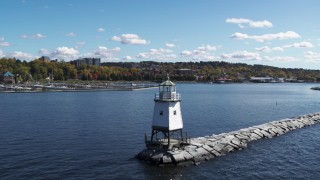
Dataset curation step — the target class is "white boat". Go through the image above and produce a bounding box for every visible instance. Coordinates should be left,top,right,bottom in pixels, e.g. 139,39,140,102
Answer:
45,85,75,91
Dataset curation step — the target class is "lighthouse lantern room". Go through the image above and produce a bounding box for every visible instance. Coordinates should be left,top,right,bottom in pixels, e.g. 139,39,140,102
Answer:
145,77,188,150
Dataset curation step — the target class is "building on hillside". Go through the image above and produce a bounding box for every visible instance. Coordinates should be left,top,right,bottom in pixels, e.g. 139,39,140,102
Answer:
39,56,50,62
177,69,194,75
101,62,137,69
84,58,101,66
1,72,15,84
70,58,101,68
71,59,85,69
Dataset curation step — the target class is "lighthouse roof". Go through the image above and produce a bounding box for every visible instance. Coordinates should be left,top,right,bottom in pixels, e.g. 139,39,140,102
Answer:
160,80,175,86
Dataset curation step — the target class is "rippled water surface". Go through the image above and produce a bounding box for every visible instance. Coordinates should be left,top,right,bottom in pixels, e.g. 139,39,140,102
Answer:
1,83,320,179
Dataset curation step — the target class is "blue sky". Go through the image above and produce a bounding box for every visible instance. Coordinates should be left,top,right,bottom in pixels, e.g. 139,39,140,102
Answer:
1,0,320,69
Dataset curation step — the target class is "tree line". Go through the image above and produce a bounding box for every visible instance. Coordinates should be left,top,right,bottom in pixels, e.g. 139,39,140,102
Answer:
1,57,320,83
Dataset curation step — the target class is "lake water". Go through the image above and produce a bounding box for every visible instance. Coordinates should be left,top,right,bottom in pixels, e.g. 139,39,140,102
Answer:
1,83,320,179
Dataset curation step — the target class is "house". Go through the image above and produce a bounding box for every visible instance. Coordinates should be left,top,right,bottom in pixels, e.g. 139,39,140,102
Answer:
1,72,15,84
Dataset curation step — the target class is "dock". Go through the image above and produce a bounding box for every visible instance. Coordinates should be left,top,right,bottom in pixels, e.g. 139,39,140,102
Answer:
137,112,320,166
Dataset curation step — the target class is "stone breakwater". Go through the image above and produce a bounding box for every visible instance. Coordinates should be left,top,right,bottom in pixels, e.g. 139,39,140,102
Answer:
137,112,320,166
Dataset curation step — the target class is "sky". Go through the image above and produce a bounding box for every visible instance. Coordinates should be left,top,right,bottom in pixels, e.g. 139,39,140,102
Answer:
0,0,320,69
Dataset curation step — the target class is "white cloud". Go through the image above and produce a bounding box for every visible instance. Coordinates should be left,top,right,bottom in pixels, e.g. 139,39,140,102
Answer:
91,46,120,58
256,42,313,53
136,48,176,61
226,18,251,24
122,56,133,61
192,54,219,61
53,47,79,60
11,51,35,60
74,46,120,61
230,32,248,39
34,33,46,38
193,49,206,55
66,32,76,37
39,47,79,60
196,45,217,52
1,51,34,60
97,28,105,32
0,37,11,46
221,50,296,62
165,43,176,48
221,51,261,60
110,34,150,45
226,18,273,28
255,46,284,53
110,36,121,41
112,47,121,51
149,48,172,55
0,49,35,60
262,56,296,62
21,33,46,39
230,31,301,42
39,48,50,56
136,52,149,59
249,20,273,28
179,45,219,61
304,51,320,62
55,47,78,56
180,50,193,56
283,41,314,48
165,54,177,59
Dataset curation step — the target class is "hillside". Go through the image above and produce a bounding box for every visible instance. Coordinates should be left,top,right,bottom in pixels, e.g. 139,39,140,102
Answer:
1,58,320,83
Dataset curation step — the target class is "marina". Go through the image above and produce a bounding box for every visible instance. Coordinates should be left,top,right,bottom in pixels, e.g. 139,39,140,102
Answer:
0,82,158,93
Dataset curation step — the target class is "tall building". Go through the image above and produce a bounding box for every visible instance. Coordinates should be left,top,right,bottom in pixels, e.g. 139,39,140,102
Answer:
70,58,101,68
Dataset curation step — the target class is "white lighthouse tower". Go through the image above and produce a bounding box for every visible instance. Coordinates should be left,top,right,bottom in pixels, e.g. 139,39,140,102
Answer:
146,77,187,150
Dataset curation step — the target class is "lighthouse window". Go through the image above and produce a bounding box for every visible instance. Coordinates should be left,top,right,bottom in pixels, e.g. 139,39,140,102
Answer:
160,111,163,115
173,110,177,115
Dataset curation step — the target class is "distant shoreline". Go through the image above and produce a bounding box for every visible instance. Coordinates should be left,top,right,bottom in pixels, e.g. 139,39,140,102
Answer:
1,81,319,93
0,82,158,93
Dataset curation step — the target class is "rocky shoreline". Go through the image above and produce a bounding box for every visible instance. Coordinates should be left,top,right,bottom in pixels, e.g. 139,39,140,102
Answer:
137,112,320,166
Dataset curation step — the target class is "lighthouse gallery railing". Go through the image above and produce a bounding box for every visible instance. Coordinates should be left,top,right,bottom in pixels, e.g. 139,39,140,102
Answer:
155,93,181,101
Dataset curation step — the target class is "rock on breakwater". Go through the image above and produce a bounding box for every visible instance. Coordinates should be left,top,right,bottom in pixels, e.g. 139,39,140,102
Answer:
136,112,320,166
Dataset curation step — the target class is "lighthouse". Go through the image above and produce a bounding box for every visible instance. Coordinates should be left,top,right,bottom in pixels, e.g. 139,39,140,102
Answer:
145,77,188,150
